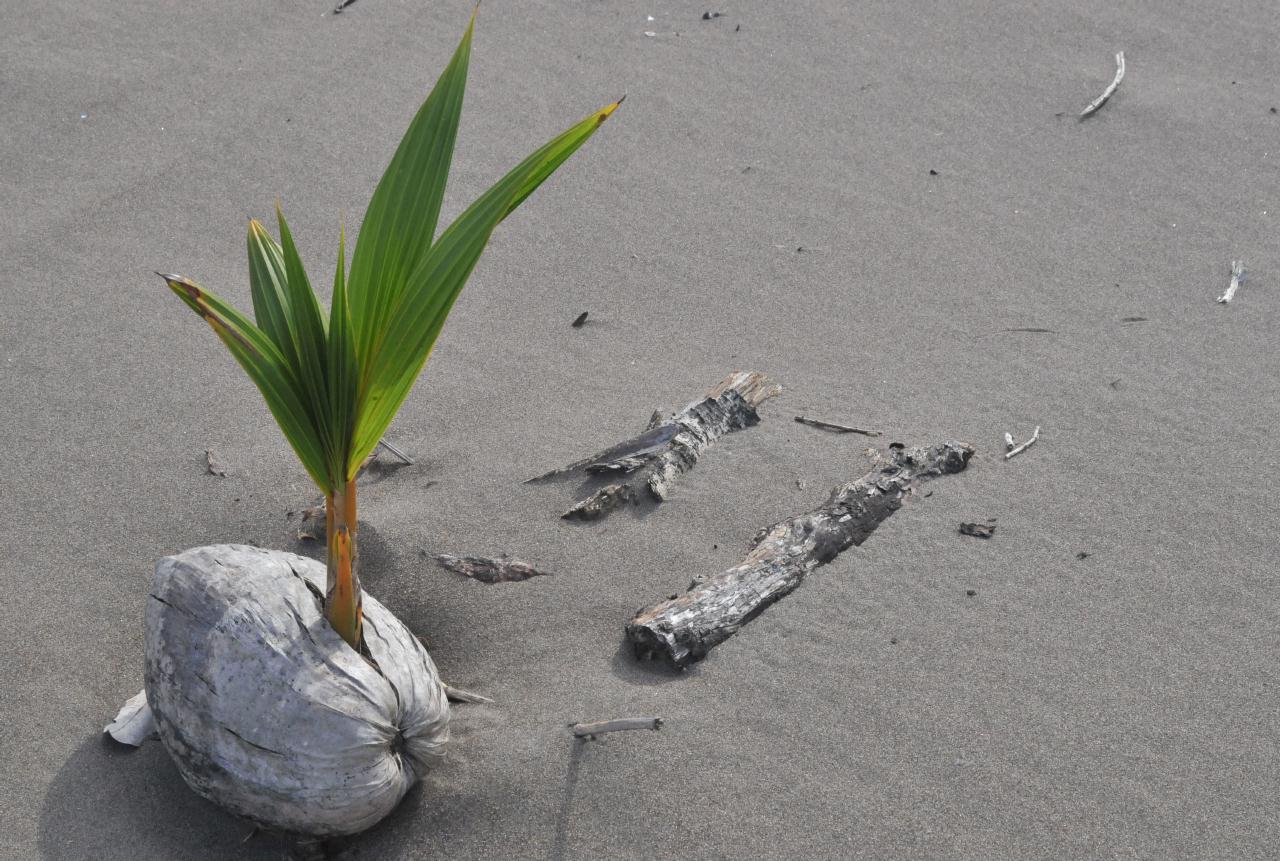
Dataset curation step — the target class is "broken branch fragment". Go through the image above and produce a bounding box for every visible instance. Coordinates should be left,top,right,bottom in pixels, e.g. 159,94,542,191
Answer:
1216,260,1246,304
1080,51,1125,118
530,371,781,521
627,441,974,667
794,415,881,436
1004,425,1040,460
959,520,996,539
571,717,663,738
436,554,552,583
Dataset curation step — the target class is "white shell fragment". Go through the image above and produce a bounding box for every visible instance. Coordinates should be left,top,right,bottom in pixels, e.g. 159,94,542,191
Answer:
144,544,450,837
104,689,157,747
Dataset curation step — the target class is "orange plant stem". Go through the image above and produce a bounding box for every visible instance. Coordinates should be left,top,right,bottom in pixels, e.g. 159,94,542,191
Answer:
325,479,363,650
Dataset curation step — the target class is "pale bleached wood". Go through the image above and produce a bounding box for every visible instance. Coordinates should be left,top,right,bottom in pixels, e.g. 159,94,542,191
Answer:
1004,425,1040,460
571,717,663,738
627,442,974,668
1216,260,1246,304
1080,51,1125,118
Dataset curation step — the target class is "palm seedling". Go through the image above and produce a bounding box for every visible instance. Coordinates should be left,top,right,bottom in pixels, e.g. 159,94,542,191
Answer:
162,13,620,651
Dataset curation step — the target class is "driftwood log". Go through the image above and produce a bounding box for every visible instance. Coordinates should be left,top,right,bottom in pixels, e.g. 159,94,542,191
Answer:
627,441,974,667
141,545,450,837
528,371,782,520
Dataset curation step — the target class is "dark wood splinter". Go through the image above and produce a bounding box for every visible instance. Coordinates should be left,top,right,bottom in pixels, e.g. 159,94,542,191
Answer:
626,441,974,668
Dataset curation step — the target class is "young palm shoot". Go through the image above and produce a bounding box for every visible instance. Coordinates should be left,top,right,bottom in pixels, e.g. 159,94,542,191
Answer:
161,13,620,651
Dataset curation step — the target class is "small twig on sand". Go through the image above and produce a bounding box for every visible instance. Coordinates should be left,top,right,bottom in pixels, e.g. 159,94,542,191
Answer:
1216,260,1246,304
572,311,589,328
1080,51,1125,118
794,415,881,436
376,438,414,465
443,684,494,705
1004,432,1016,451
1004,426,1040,460
332,0,358,13
571,717,663,739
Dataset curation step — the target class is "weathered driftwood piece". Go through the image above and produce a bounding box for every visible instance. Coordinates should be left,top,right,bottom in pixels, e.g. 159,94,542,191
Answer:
436,554,552,583
1216,260,1246,304
1004,425,1040,460
571,717,663,738
528,371,781,520
959,520,996,539
143,545,450,837
104,689,157,747
1080,51,1125,118
794,415,881,436
627,441,974,667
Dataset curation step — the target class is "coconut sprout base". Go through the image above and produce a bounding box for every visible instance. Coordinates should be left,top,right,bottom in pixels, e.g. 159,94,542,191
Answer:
128,544,449,837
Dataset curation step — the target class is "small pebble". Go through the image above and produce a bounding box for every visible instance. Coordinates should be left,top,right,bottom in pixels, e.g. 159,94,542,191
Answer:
965,589,977,597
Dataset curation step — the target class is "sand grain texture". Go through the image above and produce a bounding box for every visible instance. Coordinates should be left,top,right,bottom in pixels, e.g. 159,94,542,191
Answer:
4,1,1279,859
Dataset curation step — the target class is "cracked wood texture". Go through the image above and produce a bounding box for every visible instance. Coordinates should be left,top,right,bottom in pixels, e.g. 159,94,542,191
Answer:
626,441,975,668
530,371,781,520
144,545,450,837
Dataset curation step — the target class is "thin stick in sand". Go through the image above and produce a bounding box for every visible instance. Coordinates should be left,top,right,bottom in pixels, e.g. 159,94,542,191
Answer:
1216,261,1246,304
1004,426,1040,460
570,717,664,739
376,438,414,465
1080,52,1125,118
443,684,494,705
794,415,881,436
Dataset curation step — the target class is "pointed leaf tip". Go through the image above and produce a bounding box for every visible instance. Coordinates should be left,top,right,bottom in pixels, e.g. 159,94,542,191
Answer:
598,97,625,123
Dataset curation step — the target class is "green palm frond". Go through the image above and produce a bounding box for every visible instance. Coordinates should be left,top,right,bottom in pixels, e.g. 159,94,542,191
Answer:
163,12,619,494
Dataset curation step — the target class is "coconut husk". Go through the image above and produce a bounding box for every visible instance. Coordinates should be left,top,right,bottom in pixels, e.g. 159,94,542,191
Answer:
142,544,449,837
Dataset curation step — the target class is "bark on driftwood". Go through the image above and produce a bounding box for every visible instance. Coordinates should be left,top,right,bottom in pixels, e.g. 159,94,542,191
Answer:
627,441,975,667
143,545,450,837
528,371,782,520
435,554,552,583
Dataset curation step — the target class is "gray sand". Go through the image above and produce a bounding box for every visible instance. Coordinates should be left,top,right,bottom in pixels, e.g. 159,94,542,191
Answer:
4,1,1278,859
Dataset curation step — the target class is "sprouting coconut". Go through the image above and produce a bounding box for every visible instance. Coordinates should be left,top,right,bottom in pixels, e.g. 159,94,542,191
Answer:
109,10,620,837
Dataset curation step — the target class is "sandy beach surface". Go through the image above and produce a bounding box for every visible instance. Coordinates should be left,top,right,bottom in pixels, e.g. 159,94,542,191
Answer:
4,1,1278,858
